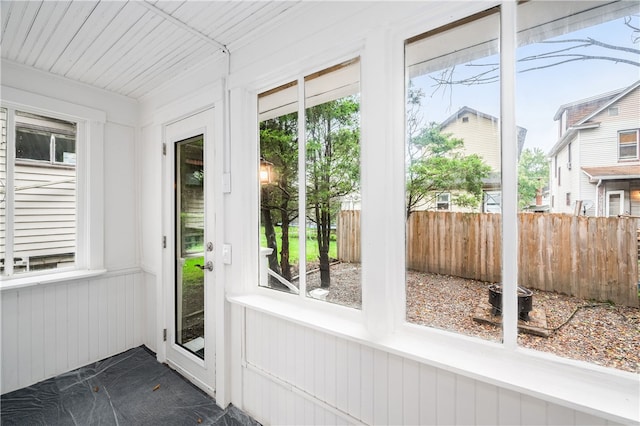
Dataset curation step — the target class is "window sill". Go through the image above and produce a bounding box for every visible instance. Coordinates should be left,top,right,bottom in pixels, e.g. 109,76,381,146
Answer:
0,269,107,292
228,292,639,424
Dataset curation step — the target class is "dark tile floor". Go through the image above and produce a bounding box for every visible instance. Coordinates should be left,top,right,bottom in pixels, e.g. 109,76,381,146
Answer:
1,346,260,426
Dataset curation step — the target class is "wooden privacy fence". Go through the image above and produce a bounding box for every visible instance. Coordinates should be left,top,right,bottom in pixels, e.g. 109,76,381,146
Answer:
337,210,639,307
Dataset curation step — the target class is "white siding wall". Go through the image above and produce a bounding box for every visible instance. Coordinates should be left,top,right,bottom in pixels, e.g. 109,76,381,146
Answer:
235,306,618,426
550,140,574,214
442,112,501,172
13,163,76,263
580,89,640,168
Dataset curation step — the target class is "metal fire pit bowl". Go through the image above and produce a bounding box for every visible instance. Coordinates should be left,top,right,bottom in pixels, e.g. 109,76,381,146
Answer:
488,284,533,321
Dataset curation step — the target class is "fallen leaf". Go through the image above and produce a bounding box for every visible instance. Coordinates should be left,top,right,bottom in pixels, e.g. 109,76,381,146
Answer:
93,386,99,392
152,384,161,391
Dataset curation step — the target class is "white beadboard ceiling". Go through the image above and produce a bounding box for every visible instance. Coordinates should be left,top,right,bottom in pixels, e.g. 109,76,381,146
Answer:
0,1,301,99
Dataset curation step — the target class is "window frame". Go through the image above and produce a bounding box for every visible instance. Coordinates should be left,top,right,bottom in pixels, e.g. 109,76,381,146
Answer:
436,192,451,210
618,129,639,161
256,57,363,308
0,88,105,287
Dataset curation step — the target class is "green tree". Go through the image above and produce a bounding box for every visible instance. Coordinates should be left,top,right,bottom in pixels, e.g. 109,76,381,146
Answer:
260,113,299,282
517,147,549,210
406,86,491,218
306,96,360,288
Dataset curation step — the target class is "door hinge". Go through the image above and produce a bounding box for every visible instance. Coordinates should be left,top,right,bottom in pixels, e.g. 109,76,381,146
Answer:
163,328,167,342
162,236,167,248
162,143,167,156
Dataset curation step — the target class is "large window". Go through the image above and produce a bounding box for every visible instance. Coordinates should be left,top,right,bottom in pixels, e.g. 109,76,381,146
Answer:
259,59,362,309
516,1,639,371
404,9,502,342
1,109,77,275
619,129,639,160
401,1,639,372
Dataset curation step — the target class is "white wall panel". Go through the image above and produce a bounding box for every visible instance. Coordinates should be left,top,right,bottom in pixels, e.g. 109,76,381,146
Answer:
475,381,499,425
521,394,548,426
0,271,146,395
403,358,420,425
498,387,522,425
387,353,404,425
456,374,476,425
30,287,46,383
436,369,456,425
104,123,137,271
240,308,619,426
1,291,19,392
419,363,437,425
142,272,157,352
359,345,374,425
373,349,389,424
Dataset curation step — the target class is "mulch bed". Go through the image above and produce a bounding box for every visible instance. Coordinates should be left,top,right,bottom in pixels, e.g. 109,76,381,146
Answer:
307,262,640,373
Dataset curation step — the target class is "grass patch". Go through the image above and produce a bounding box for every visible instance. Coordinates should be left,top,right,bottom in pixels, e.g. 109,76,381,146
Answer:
182,257,204,287
260,225,336,263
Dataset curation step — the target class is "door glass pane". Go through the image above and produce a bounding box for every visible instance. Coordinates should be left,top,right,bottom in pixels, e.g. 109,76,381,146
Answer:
405,9,502,341
175,135,205,359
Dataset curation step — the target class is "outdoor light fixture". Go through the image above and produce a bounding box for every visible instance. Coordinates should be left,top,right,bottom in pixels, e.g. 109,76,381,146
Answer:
259,157,274,184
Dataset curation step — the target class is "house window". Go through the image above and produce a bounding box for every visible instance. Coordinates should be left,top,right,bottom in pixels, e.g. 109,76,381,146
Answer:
258,58,362,309
405,7,500,341
15,113,76,166
566,192,571,206
609,107,619,116
436,193,450,210
557,166,561,186
1,109,77,275
619,129,639,160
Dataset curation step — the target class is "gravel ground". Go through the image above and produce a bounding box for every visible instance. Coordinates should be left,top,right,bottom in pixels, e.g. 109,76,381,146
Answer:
306,262,640,373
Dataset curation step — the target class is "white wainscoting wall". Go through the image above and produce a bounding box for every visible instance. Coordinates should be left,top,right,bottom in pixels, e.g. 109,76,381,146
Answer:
235,306,621,426
1,270,146,394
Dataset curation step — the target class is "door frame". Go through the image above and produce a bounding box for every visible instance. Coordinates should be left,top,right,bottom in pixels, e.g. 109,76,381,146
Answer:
159,103,227,405
606,189,625,216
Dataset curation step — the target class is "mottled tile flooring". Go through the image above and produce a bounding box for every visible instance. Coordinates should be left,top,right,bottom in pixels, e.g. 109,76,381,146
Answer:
1,346,259,426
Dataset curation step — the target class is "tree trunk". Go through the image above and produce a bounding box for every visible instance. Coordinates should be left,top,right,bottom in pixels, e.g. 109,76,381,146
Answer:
261,187,280,274
319,208,331,288
279,191,292,281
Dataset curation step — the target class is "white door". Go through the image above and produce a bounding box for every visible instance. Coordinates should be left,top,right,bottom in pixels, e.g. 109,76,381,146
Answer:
606,190,624,217
164,108,216,396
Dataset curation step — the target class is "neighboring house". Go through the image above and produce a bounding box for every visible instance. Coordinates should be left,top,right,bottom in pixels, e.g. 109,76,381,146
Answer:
548,80,640,216
0,110,76,272
438,106,527,212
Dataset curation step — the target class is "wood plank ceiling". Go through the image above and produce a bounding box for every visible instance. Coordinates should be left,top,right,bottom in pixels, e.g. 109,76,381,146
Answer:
0,1,301,99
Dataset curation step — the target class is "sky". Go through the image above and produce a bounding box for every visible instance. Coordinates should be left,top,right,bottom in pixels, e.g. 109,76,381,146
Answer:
410,14,640,155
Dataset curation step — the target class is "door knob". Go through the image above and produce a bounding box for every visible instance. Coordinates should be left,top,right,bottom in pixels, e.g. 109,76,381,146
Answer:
195,261,213,271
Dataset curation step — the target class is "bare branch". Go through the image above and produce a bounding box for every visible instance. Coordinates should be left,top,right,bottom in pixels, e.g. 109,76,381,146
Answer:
521,54,640,71
539,37,640,55
624,16,640,43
